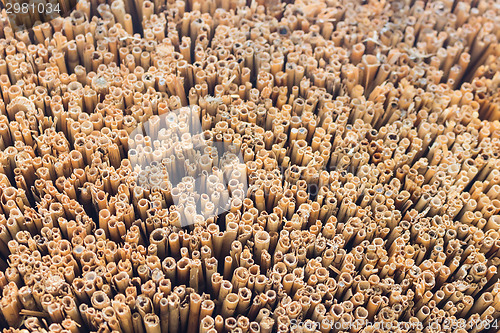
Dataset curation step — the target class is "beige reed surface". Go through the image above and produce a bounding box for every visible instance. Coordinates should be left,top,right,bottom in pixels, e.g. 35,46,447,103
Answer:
0,0,499,332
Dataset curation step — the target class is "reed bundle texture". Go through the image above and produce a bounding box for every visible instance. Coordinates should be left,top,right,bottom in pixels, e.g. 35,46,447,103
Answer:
0,0,499,332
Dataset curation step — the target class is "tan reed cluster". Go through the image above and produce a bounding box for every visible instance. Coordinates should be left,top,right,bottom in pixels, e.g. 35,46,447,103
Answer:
0,0,499,332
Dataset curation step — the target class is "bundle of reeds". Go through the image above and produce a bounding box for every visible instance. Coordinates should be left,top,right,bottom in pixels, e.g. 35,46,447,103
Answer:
0,0,499,332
